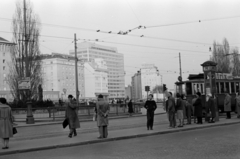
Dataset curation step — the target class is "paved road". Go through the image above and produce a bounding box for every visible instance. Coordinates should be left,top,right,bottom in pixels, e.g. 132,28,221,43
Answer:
2,123,240,159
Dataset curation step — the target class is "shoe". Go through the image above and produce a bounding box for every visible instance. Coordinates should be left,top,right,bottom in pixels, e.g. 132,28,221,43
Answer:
68,134,72,138
2,147,7,149
73,130,77,136
98,136,103,139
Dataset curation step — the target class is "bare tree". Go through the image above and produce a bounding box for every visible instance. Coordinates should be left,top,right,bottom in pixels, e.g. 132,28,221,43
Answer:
231,49,240,76
211,38,231,73
7,1,42,102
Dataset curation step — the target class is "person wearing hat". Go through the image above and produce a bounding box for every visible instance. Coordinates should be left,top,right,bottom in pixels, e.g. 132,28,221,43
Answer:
65,94,80,138
224,92,232,119
175,93,184,127
206,93,216,123
235,92,240,119
193,92,203,124
167,92,176,128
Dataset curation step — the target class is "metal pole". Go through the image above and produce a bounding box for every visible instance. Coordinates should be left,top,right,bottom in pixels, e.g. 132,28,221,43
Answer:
179,52,183,94
74,34,79,106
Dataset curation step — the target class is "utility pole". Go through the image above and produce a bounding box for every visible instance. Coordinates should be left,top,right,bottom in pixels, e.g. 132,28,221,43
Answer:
179,52,183,94
74,33,79,106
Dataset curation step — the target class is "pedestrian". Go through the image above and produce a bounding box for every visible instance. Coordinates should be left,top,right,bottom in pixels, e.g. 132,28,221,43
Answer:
193,92,203,124
128,99,134,117
181,94,187,125
144,94,157,130
206,93,216,123
167,92,176,128
176,93,184,127
96,94,110,139
192,95,197,123
164,93,169,123
65,95,80,138
0,98,14,149
235,92,240,118
224,92,232,119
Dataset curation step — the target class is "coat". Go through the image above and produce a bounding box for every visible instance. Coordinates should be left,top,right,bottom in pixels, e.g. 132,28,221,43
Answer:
193,98,202,117
0,104,13,138
96,99,110,127
224,94,232,112
65,102,80,129
182,99,187,118
128,102,134,113
167,97,175,113
207,97,216,118
236,96,240,117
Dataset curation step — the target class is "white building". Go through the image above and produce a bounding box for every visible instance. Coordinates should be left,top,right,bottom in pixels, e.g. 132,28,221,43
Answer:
140,64,161,99
69,42,125,99
41,53,85,99
84,58,108,99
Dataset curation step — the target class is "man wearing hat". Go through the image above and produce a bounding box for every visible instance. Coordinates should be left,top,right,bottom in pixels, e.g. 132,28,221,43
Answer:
224,92,232,119
206,93,216,123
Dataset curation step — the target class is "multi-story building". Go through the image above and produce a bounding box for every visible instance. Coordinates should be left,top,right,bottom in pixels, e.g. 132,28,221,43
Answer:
140,63,161,99
69,42,125,99
131,71,142,101
84,58,108,99
0,37,14,101
41,53,85,100
125,85,132,99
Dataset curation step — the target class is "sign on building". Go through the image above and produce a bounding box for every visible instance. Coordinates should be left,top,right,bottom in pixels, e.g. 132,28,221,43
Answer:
18,77,30,90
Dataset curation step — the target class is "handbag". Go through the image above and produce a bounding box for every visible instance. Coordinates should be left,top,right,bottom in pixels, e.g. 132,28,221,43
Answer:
13,127,17,135
62,118,69,129
93,113,97,121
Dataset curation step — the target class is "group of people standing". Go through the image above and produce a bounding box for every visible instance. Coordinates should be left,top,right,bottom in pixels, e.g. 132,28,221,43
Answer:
165,91,218,129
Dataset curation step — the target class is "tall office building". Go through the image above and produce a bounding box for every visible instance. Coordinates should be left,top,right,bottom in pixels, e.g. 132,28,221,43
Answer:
140,63,161,99
69,42,125,99
131,71,142,101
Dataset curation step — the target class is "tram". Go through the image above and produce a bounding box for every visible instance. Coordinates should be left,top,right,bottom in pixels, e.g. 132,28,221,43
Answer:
179,73,239,113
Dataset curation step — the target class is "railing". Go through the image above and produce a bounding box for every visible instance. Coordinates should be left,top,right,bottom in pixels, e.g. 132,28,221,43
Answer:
12,103,142,122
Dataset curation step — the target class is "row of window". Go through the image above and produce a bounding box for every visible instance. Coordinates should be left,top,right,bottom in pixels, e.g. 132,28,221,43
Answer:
0,45,11,52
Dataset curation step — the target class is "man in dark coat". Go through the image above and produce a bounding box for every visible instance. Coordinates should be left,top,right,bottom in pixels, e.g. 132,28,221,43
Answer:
144,94,157,130
167,92,176,128
193,92,203,124
206,93,216,123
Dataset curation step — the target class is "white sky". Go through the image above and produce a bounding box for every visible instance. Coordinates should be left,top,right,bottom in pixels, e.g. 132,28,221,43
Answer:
1,0,240,89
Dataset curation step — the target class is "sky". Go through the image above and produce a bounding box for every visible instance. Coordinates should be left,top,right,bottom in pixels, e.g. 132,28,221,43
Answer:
1,0,240,89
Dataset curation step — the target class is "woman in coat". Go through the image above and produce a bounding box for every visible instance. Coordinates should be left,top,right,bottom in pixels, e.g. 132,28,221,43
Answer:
176,93,183,127
0,98,13,149
206,93,216,123
193,92,203,124
236,92,240,118
128,99,134,117
65,95,80,138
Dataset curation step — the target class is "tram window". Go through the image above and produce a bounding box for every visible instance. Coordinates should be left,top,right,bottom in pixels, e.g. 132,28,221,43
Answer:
200,84,203,94
231,82,235,94
236,83,240,93
220,82,224,93
225,82,230,93
186,83,192,95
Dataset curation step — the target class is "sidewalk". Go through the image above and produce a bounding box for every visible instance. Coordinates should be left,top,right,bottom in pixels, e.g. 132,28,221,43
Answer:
1,114,240,156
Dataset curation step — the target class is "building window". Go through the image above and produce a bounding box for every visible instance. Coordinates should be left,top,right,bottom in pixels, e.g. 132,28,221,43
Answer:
3,59,5,63
3,53,5,56
3,66,5,70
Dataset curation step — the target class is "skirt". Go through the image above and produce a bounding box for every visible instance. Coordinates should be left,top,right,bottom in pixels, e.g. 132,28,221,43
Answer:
177,110,183,120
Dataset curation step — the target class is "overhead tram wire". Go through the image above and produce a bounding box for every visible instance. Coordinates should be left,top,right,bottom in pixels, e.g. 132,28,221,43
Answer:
1,16,240,48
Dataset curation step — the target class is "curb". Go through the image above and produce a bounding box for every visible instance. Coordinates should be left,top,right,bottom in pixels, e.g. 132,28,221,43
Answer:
15,112,166,128
1,120,240,156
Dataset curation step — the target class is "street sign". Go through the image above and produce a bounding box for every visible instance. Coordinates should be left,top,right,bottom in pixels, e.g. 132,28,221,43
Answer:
145,86,150,92
18,77,30,90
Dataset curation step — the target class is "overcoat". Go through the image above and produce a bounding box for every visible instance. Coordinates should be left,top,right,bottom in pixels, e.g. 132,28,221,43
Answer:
193,98,202,117
236,96,240,117
0,104,13,138
224,94,232,112
207,97,216,118
128,101,134,113
96,99,110,127
65,102,80,129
